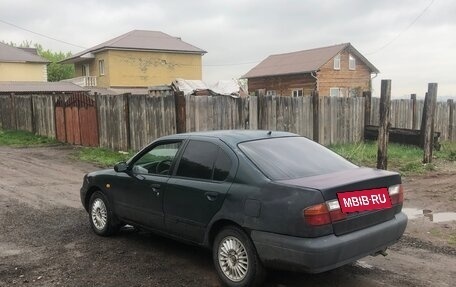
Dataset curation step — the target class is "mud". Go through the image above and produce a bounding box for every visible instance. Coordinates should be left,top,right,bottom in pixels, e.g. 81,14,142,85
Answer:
0,146,455,286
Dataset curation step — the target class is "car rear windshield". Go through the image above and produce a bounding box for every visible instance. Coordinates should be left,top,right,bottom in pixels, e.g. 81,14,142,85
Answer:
238,136,357,180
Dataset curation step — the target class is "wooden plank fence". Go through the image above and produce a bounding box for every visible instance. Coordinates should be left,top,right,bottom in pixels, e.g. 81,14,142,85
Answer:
1,92,455,151
371,97,455,141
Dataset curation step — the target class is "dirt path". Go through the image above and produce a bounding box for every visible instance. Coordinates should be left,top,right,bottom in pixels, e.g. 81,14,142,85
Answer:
0,146,455,287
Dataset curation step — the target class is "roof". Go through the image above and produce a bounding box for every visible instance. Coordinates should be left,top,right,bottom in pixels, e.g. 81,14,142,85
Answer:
61,30,206,64
161,130,297,148
0,43,49,63
0,81,87,93
243,43,379,78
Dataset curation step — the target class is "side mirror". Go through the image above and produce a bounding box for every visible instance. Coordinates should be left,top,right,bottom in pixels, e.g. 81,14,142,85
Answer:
114,162,128,172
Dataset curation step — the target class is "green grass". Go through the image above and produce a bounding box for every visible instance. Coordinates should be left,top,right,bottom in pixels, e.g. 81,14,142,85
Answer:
329,141,456,176
0,130,57,146
75,147,134,167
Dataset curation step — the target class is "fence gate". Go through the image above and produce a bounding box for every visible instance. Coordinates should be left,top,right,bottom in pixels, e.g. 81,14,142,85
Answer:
55,92,99,146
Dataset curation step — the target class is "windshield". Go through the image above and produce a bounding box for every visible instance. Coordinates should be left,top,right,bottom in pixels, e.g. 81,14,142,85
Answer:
239,137,357,180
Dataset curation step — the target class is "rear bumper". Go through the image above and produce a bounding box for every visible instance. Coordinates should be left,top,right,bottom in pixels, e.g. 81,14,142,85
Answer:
251,212,407,273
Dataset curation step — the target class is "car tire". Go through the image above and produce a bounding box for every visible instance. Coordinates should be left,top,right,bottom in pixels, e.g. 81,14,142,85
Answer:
213,226,266,287
88,191,120,236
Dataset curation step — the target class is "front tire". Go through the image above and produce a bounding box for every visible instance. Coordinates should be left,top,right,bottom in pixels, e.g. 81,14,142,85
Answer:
88,191,120,236
213,226,266,287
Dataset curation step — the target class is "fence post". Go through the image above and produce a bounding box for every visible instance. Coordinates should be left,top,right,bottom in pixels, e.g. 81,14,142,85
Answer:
377,80,391,170
422,83,438,163
174,91,186,133
312,91,319,143
124,93,131,150
10,93,17,130
448,99,454,141
363,91,371,127
411,94,417,130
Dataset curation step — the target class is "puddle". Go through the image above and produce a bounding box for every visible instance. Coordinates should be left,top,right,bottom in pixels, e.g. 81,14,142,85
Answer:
402,207,456,223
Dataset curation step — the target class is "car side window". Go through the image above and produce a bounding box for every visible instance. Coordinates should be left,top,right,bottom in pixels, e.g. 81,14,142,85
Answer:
132,142,181,175
176,140,219,180
213,149,231,181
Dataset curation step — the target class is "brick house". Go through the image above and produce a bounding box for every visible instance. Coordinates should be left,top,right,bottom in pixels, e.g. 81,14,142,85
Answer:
61,30,206,89
243,43,379,97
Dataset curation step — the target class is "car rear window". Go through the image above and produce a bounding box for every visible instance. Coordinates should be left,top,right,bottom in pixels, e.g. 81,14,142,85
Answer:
238,136,357,180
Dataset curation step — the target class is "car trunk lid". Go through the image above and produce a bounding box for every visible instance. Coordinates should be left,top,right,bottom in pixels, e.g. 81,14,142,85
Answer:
277,167,402,235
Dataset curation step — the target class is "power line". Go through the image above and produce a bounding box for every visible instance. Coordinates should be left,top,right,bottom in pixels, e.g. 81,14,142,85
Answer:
0,17,263,67
203,60,261,67
0,18,87,49
367,0,435,55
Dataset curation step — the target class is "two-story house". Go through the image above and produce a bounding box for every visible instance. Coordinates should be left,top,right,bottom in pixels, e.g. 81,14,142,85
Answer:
243,43,379,97
61,30,206,89
0,43,49,81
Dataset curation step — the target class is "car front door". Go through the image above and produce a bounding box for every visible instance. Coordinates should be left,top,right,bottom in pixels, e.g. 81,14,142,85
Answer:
164,138,236,243
111,141,183,231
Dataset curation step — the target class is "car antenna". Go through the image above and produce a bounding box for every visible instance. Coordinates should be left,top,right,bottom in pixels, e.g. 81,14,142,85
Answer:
267,131,272,135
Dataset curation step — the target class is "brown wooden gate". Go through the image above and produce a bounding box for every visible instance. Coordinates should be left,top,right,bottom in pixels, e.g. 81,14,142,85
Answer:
55,93,99,147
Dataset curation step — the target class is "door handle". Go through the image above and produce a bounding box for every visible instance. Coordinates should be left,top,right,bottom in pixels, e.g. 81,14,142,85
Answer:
205,192,218,201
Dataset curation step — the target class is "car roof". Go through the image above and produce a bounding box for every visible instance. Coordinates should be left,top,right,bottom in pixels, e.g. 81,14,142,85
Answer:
160,130,298,148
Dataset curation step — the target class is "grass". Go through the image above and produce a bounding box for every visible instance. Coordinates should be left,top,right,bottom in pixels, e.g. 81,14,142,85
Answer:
75,147,134,167
0,130,57,146
2,128,455,174
329,141,456,176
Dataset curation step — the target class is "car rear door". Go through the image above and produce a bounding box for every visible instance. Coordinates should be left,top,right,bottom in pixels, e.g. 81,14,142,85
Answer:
164,138,236,243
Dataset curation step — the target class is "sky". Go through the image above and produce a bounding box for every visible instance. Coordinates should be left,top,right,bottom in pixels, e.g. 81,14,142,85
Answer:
0,0,455,98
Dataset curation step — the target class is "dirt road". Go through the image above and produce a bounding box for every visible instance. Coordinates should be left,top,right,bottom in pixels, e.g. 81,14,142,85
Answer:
0,146,455,286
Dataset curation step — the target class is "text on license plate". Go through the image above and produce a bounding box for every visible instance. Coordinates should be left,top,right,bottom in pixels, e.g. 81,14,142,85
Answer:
337,188,392,213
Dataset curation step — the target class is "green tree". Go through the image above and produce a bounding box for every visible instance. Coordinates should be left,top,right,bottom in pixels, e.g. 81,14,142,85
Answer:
34,44,75,82
1,41,75,81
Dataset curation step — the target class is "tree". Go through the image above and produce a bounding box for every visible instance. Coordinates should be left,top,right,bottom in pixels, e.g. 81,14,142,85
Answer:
1,40,75,81
34,44,75,82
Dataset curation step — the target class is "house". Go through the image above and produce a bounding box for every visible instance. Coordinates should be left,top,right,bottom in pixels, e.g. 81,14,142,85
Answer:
243,43,379,97
61,30,206,89
0,43,49,81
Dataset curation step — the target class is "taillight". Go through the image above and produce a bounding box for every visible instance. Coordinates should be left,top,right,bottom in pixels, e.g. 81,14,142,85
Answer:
303,203,331,226
388,184,404,205
304,199,347,226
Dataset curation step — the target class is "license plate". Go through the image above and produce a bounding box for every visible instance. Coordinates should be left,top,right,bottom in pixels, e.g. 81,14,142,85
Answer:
337,188,392,213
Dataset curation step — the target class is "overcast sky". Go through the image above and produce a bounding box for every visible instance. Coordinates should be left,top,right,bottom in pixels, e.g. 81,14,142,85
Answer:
1,0,454,98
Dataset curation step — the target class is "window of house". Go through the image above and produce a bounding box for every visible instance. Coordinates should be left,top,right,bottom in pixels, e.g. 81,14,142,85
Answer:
266,90,277,96
81,64,88,76
334,54,341,70
98,59,105,76
292,89,303,97
330,88,340,97
349,54,356,70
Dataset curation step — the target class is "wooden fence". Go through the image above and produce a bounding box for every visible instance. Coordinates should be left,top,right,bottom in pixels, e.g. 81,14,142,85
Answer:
0,94,55,138
370,97,455,141
1,92,455,151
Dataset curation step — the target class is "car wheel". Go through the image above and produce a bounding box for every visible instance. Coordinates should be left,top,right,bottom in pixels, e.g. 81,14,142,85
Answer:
89,191,120,236
213,226,266,287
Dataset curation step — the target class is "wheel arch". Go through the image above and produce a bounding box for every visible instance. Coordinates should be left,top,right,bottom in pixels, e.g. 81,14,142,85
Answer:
206,219,247,249
84,185,103,211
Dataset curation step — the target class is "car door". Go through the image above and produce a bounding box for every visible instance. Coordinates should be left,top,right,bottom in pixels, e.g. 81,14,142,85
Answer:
111,140,183,231
164,138,236,243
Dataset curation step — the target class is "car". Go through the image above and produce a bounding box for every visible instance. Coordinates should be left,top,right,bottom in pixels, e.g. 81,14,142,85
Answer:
80,130,407,287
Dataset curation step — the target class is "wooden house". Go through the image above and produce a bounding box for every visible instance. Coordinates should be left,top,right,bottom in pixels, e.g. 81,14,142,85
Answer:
243,43,379,97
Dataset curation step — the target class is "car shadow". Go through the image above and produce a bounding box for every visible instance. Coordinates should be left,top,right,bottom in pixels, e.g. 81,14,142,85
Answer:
111,227,383,287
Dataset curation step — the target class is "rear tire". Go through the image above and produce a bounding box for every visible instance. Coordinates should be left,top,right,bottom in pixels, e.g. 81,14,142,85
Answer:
213,226,266,287
88,191,120,236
